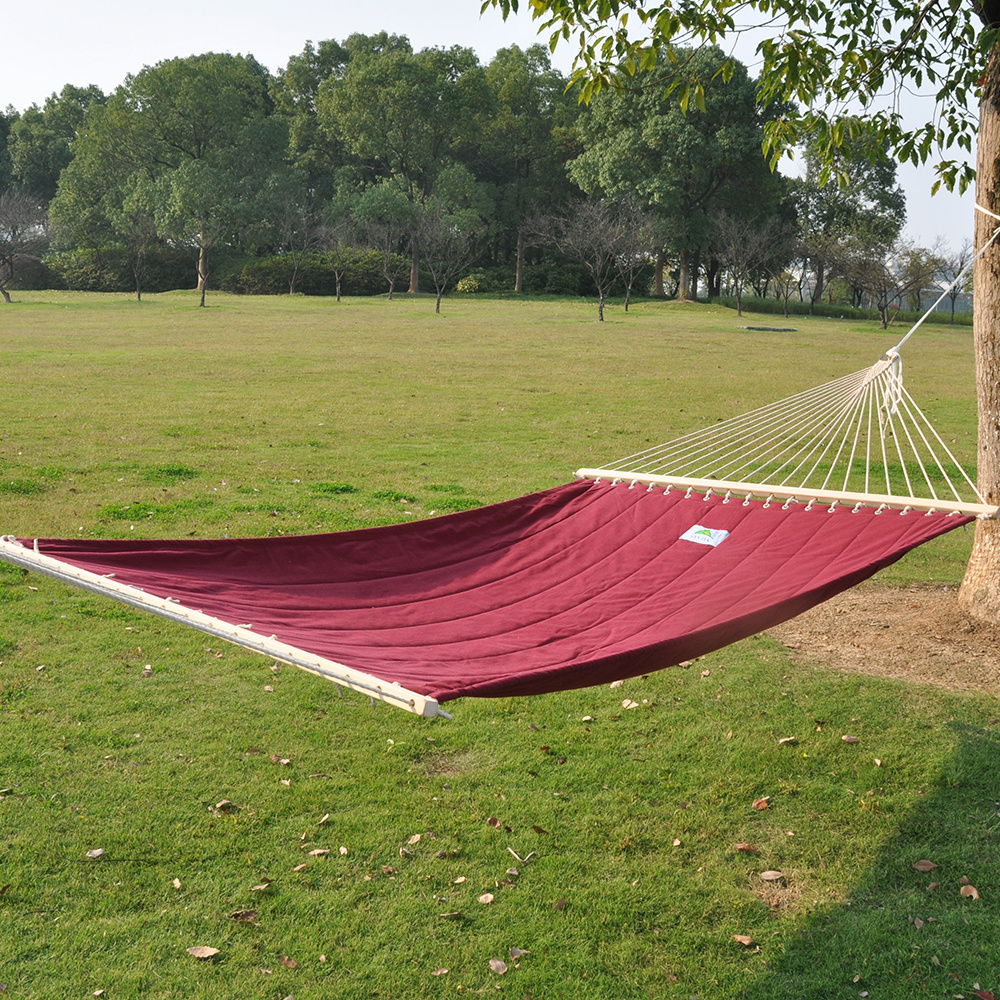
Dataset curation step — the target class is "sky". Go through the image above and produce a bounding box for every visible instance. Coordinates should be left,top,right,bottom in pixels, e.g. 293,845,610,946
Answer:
2,0,976,251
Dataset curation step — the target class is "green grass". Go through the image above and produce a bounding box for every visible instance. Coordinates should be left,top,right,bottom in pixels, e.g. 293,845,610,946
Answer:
0,290,995,999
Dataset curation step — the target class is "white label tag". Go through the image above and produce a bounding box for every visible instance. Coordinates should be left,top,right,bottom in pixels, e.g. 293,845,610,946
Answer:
680,524,730,547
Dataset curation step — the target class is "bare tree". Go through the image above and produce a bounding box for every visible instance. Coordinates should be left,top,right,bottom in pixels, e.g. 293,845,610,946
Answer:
532,198,624,321
938,238,974,324
0,190,49,303
829,235,938,329
271,191,327,295
712,211,776,318
612,196,657,312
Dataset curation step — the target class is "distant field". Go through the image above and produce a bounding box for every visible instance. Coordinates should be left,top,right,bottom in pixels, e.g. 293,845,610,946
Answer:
1,291,994,1000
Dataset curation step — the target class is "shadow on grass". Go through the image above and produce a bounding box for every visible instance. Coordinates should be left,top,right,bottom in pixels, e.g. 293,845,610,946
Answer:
743,720,1000,999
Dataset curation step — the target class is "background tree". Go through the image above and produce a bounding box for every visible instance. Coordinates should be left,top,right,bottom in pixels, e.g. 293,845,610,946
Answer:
482,44,579,291
789,133,907,312
7,85,106,203
355,181,413,299
938,239,975,323
0,191,49,303
533,198,625,320
318,39,491,294
486,0,1000,623
568,47,783,300
0,108,15,193
416,163,493,313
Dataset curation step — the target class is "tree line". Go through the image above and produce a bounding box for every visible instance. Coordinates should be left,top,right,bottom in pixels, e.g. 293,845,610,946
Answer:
0,33,964,318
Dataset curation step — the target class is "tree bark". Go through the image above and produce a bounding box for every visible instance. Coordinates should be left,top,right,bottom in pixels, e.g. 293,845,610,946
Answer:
677,248,691,301
652,248,666,297
515,230,524,293
690,249,700,300
408,237,420,294
959,43,1000,622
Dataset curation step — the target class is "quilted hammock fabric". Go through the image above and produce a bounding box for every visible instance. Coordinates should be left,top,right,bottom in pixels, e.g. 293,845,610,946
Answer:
25,479,972,703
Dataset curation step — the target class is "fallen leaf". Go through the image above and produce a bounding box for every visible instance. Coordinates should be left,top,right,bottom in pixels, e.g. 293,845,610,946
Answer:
487,817,501,828
94,991,105,997
733,934,755,946
186,946,220,959
86,849,106,860
250,883,272,892
489,957,508,975
407,834,421,845
292,863,308,871
478,893,495,904
759,870,784,881
961,884,981,899
263,684,274,692
230,909,258,923
553,896,566,910
700,669,711,678
672,838,682,847
778,737,796,745
0,885,10,895
318,813,330,825
960,874,972,885
927,881,939,891
270,755,291,765
339,846,348,855
431,968,448,976
610,679,624,688
529,722,540,731
308,848,330,856
751,797,770,810
278,955,298,969
912,860,938,872
734,842,757,852
382,866,396,875
510,946,530,958
914,917,924,929
622,699,639,710
438,911,462,919
215,799,239,813
453,876,467,884
973,991,996,1000
841,735,859,743
582,716,594,722
874,758,883,767
532,825,548,835
172,877,182,889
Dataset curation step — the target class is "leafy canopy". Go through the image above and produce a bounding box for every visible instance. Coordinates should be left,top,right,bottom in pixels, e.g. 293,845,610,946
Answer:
484,0,999,192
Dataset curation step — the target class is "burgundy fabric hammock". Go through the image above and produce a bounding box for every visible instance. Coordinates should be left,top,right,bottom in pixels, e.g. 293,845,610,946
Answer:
15,479,971,706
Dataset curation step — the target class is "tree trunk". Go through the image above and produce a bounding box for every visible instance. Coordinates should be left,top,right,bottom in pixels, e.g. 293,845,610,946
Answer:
810,258,825,314
690,249,700,300
652,248,666,297
598,291,605,321
677,249,691,301
515,230,524,293
959,43,1000,623
408,237,420,294
0,287,11,304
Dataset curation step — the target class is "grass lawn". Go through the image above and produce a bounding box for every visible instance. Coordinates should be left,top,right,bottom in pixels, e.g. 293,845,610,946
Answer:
0,290,996,999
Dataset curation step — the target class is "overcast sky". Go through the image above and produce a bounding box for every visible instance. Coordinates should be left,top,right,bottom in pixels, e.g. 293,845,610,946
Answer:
3,0,974,250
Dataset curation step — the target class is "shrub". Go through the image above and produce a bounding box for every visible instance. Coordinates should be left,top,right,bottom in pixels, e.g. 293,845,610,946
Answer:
222,249,405,297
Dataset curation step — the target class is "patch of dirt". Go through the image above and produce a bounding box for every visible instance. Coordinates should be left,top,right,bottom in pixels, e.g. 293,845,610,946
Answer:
767,584,1000,696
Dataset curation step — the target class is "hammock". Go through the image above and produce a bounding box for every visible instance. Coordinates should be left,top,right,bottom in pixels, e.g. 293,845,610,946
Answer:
0,347,995,719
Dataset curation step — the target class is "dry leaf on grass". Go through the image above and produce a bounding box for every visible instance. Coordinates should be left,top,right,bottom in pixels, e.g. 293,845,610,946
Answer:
278,956,298,969
407,834,421,845
532,825,548,835
86,849,105,860
487,817,501,828
961,884,981,899
751,797,770,810
478,893,495,904
230,910,258,923
339,846,348,855
841,735,859,743
622,699,639,710
215,799,239,813
489,958,508,975
318,813,330,825
734,842,757,852
733,934,755,946
308,848,330,856
912,860,938,872
760,870,785,881
510,946,530,958
453,876,467,884
292,863,308,872
431,968,448,976
778,737,796,745
186,946,219,959
172,878,182,889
